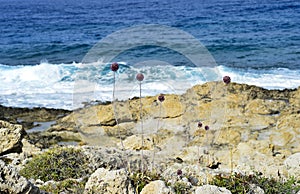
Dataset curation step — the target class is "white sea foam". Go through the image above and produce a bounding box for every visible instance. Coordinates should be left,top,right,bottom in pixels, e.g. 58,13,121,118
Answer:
218,66,300,89
0,62,299,110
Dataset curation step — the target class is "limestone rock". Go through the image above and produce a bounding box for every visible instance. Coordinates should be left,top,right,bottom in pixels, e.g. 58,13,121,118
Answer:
122,128,174,151
214,128,241,146
21,139,42,156
195,185,232,194
246,99,286,115
141,180,173,194
123,134,153,150
270,132,293,147
103,122,135,139
284,153,300,170
0,120,25,155
248,184,265,194
277,114,300,133
96,104,116,126
160,95,183,118
246,115,276,130
84,168,134,194
81,146,131,171
284,153,300,168
290,87,300,109
38,82,300,180
0,160,40,194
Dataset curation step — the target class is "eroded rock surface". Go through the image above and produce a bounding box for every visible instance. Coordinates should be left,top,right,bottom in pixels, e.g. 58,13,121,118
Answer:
46,82,300,178
0,120,25,155
0,160,40,194
84,168,134,194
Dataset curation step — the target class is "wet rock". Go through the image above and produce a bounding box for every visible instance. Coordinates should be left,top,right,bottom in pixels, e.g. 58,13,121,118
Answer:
25,132,63,149
0,105,70,130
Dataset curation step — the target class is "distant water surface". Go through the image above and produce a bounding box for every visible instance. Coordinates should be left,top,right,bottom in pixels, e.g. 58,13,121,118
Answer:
0,0,299,109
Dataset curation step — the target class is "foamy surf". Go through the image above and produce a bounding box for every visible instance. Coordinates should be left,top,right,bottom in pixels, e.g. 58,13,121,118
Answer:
0,62,299,110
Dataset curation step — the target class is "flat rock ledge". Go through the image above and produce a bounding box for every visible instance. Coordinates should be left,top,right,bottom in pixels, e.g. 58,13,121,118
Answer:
0,82,300,193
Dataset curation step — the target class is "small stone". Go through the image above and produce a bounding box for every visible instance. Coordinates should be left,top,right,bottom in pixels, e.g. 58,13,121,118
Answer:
195,185,232,194
249,184,265,194
140,180,171,194
188,176,199,186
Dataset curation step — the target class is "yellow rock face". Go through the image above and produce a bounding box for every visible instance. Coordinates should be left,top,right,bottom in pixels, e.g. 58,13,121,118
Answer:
47,82,300,178
270,132,294,147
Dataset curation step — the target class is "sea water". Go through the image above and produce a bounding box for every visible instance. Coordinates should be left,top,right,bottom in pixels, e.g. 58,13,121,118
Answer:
0,0,299,109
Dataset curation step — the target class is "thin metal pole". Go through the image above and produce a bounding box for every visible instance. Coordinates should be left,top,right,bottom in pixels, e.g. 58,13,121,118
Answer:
139,82,144,173
112,72,128,172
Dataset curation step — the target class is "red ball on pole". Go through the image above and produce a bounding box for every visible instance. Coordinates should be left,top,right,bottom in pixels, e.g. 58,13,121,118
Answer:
110,62,119,72
198,122,203,128
136,73,144,81
158,94,165,102
223,76,231,84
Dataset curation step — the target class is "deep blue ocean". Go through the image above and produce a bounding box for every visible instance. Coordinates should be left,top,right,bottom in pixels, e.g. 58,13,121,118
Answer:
0,0,299,109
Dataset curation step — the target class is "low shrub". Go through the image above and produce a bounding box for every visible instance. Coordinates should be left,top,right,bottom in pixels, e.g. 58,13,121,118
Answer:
210,172,300,194
39,178,88,194
20,147,90,182
130,170,161,193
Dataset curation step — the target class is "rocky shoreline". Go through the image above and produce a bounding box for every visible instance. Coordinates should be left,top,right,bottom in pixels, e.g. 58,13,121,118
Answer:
1,81,300,193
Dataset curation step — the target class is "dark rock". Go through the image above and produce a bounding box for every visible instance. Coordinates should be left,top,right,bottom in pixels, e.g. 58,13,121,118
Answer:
0,105,71,130
25,132,63,149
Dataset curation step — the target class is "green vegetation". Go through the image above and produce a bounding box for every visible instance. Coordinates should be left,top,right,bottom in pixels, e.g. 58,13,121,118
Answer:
129,170,162,193
129,169,192,194
20,147,91,182
210,172,300,194
18,146,300,194
39,178,87,194
173,181,191,194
